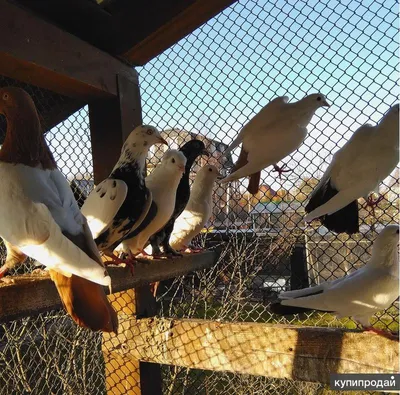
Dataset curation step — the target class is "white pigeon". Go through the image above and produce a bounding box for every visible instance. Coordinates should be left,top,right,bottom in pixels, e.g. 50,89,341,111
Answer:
81,125,167,264
169,165,221,251
116,149,187,257
220,93,330,194
304,103,399,234
0,87,117,333
270,224,399,337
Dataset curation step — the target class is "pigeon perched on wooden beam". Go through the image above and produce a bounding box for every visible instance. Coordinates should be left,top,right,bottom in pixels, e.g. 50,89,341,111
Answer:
170,165,221,252
0,87,118,333
220,93,330,194
270,225,399,339
116,149,187,258
305,103,399,234
149,139,209,257
81,125,168,268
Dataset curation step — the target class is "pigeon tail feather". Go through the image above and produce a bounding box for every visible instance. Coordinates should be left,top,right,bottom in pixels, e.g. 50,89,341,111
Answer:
269,302,317,316
305,179,359,234
50,271,118,333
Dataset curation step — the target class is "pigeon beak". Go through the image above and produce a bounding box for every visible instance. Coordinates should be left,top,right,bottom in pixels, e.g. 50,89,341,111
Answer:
201,149,210,157
157,136,169,146
322,100,330,107
178,165,185,173
216,173,224,180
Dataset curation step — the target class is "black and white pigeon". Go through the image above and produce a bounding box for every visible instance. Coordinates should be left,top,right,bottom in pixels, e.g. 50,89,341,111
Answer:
220,93,330,194
305,103,399,234
115,149,187,257
148,139,209,256
81,125,168,265
270,224,399,339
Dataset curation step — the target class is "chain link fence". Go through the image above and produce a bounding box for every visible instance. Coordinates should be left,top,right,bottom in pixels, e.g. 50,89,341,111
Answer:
0,0,398,394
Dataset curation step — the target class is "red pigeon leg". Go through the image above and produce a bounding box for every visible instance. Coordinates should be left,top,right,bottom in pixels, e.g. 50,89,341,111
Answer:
364,194,384,217
273,164,291,180
103,252,135,275
0,265,9,279
363,326,399,341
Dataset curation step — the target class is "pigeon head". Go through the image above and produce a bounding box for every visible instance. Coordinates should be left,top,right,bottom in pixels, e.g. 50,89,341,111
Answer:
371,224,399,264
0,87,40,120
305,93,330,108
197,164,221,183
180,139,210,164
0,87,56,169
381,103,399,124
161,149,187,174
124,125,168,150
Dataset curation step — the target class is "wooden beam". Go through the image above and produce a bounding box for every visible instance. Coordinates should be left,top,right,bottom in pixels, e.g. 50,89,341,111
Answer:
89,74,143,183
0,0,137,99
103,289,141,394
107,317,399,383
0,251,218,323
122,0,238,65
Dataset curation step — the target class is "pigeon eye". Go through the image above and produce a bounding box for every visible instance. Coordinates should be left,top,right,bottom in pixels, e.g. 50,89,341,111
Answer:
317,97,321,101
172,158,175,163
209,168,212,172
147,129,153,135
2,93,9,101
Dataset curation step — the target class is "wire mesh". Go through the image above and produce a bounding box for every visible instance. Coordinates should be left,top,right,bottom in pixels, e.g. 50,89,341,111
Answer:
0,0,398,394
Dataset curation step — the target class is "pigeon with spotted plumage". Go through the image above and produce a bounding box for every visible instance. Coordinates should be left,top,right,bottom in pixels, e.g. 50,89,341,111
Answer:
81,125,168,265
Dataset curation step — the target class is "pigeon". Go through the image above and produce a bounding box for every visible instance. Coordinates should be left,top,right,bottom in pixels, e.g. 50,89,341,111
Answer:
270,224,399,339
81,125,168,266
304,103,399,234
220,93,330,194
149,139,209,256
0,87,118,333
116,149,187,257
169,165,221,252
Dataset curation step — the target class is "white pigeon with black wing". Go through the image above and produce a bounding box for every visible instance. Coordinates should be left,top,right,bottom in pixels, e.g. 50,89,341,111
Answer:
221,93,330,194
116,149,187,256
81,125,168,264
270,225,399,338
304,103,399,234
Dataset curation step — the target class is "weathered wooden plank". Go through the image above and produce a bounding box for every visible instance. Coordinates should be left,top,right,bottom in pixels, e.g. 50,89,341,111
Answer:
0,251,218,323
103,289,141,395
123,0,238,65
106,317,399,384
0,0,137,99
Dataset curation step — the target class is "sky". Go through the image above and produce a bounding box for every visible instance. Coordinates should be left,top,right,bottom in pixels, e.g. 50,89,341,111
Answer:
47,0,398,192
138,0,399,191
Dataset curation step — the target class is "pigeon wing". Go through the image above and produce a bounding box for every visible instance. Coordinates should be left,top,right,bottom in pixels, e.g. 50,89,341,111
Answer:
81,179,128,239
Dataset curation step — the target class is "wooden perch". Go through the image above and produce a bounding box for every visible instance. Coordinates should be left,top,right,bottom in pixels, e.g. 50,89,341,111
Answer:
107,317,399,384
0,250,218,323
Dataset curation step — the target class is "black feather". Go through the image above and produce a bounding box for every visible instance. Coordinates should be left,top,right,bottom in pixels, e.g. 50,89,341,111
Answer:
70,180,87,209
124,201,158,240
95,162,150,251
150,139,207,254
305,178,359,234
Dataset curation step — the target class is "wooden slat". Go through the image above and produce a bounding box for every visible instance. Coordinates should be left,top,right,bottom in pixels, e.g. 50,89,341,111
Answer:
103,289,141,394
123,0,238,65
0,0,137,99
0,251,218,323
106,317,400,384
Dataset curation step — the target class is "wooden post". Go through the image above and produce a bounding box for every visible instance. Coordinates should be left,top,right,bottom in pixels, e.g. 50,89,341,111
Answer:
89,73,142,184
90,71,163,394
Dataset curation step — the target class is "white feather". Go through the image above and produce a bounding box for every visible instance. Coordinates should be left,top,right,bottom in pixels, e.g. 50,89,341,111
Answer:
170,165,219,250
81,179,128,239
305,104,399,222
278,225,399,324
0,163,110,286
